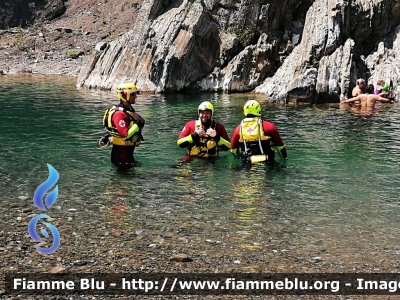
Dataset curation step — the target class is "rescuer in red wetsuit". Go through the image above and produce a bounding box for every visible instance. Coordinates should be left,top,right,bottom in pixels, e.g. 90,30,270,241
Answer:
177,101,230,158
230,100,287,165
101,83,145,168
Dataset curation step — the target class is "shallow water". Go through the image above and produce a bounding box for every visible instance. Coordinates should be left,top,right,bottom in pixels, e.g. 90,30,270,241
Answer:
1,75,400,273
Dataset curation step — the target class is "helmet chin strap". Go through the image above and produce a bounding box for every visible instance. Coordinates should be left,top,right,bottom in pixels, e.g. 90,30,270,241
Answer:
123,91,131,101
120,96,133,107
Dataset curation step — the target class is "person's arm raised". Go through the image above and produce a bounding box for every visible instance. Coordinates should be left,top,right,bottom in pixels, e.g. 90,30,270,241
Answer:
341,96,360,104
375,95,392,103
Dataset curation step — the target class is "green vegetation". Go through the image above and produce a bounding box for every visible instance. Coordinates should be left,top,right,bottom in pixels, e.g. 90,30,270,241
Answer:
13,26,26,51
105,30,121,43
66,49,84,59
231,26,253,47
130,0,140,8
211,13,219,23
305,57,319,69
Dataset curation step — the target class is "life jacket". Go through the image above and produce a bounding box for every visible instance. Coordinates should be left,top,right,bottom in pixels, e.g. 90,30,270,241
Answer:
102,104,142,147
239,117,274,159
187,120,218,157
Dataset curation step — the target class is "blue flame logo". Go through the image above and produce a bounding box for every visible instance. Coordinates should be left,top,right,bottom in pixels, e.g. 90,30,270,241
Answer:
28,214,60,254
28,164,61,254
33,164,59,210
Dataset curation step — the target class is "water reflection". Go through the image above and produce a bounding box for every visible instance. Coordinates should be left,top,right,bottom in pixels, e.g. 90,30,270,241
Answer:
231,168,272,250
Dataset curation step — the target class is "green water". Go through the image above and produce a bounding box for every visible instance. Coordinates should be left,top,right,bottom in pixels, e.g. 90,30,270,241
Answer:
1,75,400,269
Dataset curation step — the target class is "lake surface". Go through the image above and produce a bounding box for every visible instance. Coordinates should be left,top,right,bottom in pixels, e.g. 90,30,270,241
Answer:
1,75,400,277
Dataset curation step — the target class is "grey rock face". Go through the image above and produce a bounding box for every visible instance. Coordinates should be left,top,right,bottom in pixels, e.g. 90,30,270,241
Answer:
255,0,400,103
76,0,400,104
77,0,221,92
77,0,310,93
365,25,400,99
197,33,273,92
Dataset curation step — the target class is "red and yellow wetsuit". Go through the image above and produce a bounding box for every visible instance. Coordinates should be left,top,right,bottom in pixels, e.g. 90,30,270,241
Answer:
230,117,287,164
177,119,231,157
104,103,145,167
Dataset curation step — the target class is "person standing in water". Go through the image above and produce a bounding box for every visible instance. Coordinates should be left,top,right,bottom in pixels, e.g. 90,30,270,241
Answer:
101,83,145,169
341,93,393,110
230,100,287,165
177,101,230,158
352,78,366,96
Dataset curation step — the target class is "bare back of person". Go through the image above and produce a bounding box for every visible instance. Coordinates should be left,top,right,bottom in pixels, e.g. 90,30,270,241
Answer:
341,93,391,109
360,94,378,108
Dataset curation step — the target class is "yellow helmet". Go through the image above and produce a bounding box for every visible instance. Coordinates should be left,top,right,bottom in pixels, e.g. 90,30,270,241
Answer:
116,83,138,102
198,101,214,117
243,100,261,117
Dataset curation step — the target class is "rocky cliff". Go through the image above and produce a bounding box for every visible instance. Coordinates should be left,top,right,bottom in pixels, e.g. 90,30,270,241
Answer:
2,0,400,103
76,0,314,96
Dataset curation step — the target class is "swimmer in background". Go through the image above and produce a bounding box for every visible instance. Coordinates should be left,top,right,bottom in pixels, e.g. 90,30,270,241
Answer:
341,92,394,111
374,79,390,95
352,78,366,96
365,84,375,94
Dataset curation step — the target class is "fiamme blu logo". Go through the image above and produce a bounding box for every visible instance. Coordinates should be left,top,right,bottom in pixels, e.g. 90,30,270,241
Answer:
28,164,61,254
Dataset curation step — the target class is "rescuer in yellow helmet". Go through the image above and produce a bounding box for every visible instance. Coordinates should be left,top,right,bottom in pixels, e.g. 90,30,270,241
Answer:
177,101,231,159
230,100,287,164
101,83,145,169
